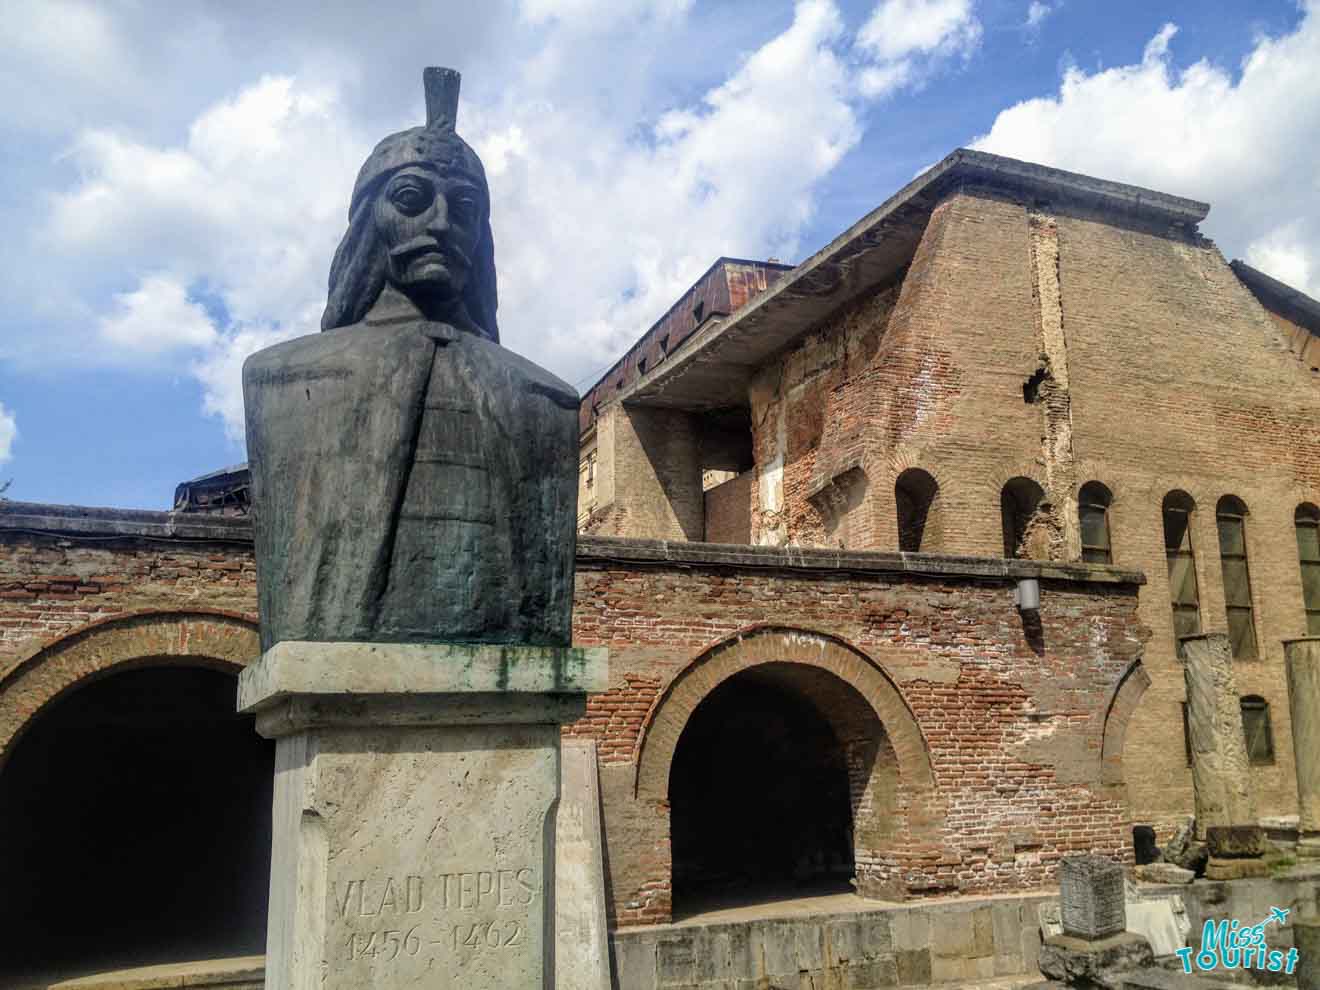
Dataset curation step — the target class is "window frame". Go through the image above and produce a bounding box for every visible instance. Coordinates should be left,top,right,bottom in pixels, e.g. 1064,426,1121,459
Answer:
1215,497,1258,660
1240,695,1275,766
1163,492,1202,655
1298,504,1320,636
1078,482,1114,565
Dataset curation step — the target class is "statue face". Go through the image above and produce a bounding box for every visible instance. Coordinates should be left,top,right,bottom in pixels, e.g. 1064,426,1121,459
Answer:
374,164,483,303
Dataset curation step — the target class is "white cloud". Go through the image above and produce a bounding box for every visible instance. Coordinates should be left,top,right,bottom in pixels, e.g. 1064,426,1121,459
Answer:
971,5,1320,299
856,0,982,98
1025,2,1056,30
0,403,15,467
99,275,217,353
191,327,295,444
16,0,984,441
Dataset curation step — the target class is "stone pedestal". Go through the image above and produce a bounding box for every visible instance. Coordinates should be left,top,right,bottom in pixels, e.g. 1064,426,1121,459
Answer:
1059,855,1126,940
1286,638,1320,859
239,641,607,990
1181,634,1255,841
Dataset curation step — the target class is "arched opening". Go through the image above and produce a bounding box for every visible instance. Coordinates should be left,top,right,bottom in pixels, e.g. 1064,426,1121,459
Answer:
668,661,893,917
895,468,939,552
1001,476,1047,558
0,664,274,984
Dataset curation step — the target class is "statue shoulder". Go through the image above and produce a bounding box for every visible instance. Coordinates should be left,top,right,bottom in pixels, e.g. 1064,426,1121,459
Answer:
461,334,579,410
242,327,348,385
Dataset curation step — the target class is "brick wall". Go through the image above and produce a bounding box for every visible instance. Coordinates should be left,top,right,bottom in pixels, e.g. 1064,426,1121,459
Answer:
569,538,1147,926
0,514,1148,932
702,471,751,543
701,186,1320,838
0,526,256,660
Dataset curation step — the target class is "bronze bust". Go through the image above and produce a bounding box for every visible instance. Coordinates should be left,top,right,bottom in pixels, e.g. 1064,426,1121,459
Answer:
243,69,578,652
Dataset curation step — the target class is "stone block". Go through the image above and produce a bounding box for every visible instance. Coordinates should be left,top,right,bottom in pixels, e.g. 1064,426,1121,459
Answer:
611,935,658,990
827,915,890,963
894,948,930,986
847,955,899,987
930,910,973,958
889,909,928,952
1037,932,1154,984
1203,857,1269,880
971,905,994,956
1205,825,1267,859
1133,864,1194,885
656,938,697,986
240,640,607,990
1059,855,1126,940
555,739,610,990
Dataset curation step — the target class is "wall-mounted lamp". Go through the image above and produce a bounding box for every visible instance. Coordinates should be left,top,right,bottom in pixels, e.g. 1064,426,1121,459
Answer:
1014,577,1041,613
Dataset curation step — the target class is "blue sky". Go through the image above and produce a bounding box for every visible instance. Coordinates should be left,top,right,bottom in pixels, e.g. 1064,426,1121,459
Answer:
0,0,1315,509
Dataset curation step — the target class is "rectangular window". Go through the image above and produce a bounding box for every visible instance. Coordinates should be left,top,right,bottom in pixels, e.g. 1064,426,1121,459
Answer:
1299,508,1320,635
1241,697,1275,766
1165,504,1201,653
1080,502,1111,564
1216,504,1257,659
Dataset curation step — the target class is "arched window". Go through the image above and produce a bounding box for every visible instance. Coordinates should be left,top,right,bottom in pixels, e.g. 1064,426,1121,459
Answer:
1216,496,1257,659
1298,504,1320,635
1001,477,1046,559
1163,491,1201,651
1078,482,1114,564
1240,696,1275,765
895,469,939,552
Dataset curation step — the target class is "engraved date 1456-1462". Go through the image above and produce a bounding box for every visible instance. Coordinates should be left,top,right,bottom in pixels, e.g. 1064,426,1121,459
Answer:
334,868,538,964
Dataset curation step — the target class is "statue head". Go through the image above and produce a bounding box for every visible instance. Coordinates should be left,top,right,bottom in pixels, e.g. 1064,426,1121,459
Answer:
322,69,499,341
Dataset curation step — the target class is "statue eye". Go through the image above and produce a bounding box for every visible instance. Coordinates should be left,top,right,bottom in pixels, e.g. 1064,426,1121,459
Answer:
450,194,477,223
390,183,432,215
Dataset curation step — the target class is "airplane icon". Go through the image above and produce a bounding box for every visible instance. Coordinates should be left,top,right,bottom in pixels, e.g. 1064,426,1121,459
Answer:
1269,907,1290,926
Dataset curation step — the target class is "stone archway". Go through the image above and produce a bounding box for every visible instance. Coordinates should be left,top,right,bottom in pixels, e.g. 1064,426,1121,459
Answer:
0,611,269,983
1099,658,1152,794
635,626,940,910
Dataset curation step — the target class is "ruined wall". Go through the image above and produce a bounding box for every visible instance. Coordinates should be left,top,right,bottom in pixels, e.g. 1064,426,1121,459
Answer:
750,191,1044,557
1051,201,1320,833
703,470,752,544
569,538,1147,927
745,187,1320,836
581,404,704,541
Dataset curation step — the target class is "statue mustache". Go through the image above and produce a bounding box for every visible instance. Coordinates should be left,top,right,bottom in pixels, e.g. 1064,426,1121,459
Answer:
389,235,471,270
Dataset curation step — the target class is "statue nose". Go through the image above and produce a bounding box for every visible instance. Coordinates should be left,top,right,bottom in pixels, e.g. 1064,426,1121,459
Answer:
427,200,451,236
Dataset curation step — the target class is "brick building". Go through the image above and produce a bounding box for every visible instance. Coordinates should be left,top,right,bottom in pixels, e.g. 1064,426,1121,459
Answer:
0,148,1317,984
581,148,1320,840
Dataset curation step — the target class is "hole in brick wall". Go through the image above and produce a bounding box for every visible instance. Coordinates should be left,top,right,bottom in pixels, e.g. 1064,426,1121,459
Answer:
1133,825,1159,865
1022,366,1048,403
0,665,274,984
668,662,877,918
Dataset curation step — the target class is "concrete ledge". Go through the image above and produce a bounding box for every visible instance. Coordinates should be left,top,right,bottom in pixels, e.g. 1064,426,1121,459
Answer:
238,640,609,713
0,500,1145,589
0,500,251,544
577,536,1146,587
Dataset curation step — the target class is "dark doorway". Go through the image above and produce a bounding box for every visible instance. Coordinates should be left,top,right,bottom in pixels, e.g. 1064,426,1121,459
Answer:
669,665,856,917
0,665,274,983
